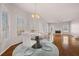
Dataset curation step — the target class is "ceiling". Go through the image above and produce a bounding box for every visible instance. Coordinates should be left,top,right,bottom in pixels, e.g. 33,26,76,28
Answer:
15,3,79,23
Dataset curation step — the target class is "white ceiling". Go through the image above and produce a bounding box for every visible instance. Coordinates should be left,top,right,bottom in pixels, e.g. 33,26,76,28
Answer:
15,3,79,23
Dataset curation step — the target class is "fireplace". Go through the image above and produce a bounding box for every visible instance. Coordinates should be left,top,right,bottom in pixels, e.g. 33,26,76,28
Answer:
55,30,61,33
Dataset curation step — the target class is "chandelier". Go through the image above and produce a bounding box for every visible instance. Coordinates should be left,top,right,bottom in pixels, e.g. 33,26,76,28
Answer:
32,3,40,20
32,13,40,19
31,3,40,33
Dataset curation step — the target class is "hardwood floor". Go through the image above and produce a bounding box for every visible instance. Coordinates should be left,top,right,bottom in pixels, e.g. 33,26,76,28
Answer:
54,34,79,56
1,34,79,56
1,42,22,56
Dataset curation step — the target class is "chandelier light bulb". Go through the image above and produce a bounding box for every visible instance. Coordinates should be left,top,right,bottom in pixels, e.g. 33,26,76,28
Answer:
36,14,40,19
32,13,36,19
32,13,40,19
32,14,35,18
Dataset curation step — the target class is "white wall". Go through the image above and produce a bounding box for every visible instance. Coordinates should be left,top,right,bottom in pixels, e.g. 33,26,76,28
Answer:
48,22,71,34
71,21,79,37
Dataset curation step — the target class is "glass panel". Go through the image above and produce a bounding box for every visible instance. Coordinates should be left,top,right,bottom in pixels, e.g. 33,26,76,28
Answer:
16,16,24,35
0,12,1,39
2,11,8,39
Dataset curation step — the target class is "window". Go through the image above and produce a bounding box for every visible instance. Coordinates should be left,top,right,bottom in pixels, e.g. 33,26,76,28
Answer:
16,16,24,35
2,11,9,39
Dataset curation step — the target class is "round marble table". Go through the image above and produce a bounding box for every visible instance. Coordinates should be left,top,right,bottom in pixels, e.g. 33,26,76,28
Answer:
12,41,59,56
